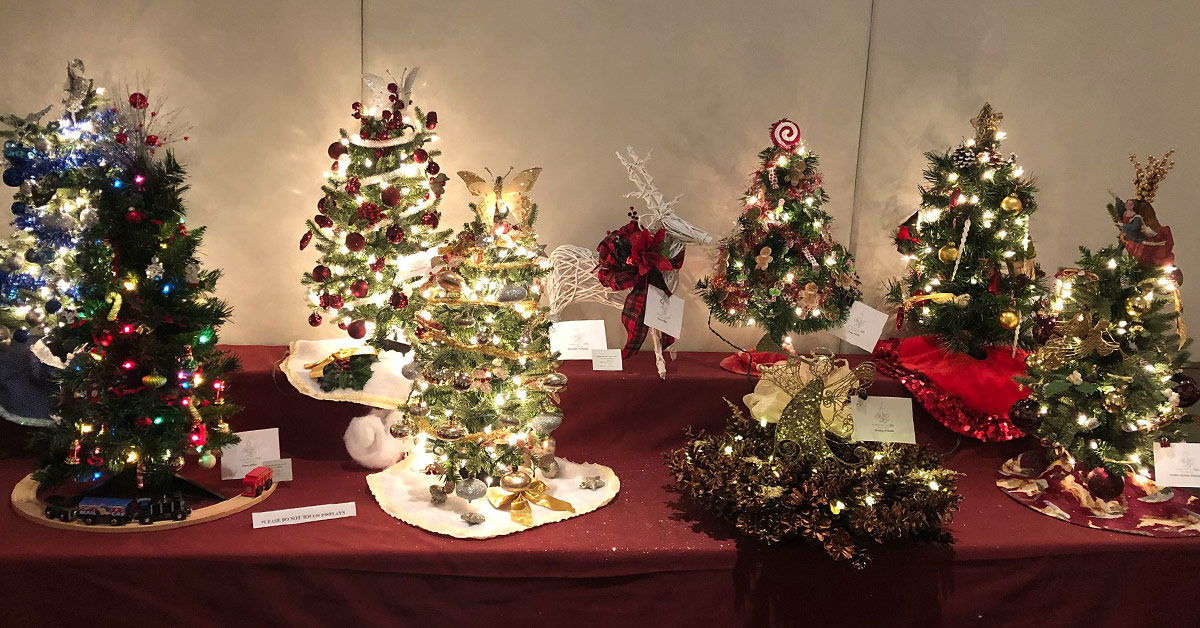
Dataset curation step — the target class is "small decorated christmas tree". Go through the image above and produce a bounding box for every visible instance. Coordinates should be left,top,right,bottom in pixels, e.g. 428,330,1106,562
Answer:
31,91,238,492
699,119,860,347
395,167,573,524
665,352,960,567
1015,152,1194,501
300,69,450,389
876,104,1046,442
0,60,115,343
885,103,1045,355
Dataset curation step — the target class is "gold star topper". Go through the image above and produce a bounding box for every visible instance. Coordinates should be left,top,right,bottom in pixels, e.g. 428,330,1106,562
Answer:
970,102,1003,142
1129,150,1175,202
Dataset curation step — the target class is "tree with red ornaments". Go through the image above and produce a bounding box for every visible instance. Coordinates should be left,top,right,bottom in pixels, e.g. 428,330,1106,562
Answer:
32,91,238,491
301,70,450,381
698,119,861,347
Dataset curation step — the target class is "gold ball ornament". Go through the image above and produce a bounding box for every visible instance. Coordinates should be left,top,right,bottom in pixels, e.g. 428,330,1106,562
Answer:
1126,295,1152,317
1000,194,1023,213
435,421,467,442
435,270,464,293
999,310,1020,330
141,373,168,388
389,421,410,439
542,372,568,391
937,245,960,263
500,470,533,493
1103,390,1126,413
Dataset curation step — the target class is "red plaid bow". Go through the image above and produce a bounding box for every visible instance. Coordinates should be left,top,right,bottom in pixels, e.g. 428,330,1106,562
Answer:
596,220,684,358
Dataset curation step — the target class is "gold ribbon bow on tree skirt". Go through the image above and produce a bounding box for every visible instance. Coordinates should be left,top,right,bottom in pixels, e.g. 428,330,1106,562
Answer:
303,346,376,379
486,479,575,526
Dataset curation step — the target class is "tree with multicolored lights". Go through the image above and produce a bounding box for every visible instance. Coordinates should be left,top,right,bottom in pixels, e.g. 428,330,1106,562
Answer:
886,103,1045,357
31,91,238,491
0,60,116,344
1015,152,1195,500
300,70,451,368
698,119,860,346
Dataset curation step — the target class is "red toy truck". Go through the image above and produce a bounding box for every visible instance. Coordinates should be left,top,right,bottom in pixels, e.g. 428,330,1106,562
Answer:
242,466,274,497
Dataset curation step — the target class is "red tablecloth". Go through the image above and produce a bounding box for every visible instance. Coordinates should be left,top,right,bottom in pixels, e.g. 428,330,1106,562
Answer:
2,347,1199,627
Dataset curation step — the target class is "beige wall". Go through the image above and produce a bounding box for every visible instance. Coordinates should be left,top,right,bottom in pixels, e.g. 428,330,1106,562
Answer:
0,1,1195,354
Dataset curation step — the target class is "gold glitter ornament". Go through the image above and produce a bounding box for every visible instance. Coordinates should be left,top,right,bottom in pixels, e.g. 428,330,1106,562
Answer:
1103,390,1126,412
1000,194,1023,213
937,245,959,263
999,310,1020,330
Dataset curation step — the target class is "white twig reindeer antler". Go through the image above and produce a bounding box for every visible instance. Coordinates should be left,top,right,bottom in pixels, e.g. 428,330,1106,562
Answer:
547,149,712,378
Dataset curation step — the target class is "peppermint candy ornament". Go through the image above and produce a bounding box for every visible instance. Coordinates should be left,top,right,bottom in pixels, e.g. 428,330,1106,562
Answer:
770,119,801,149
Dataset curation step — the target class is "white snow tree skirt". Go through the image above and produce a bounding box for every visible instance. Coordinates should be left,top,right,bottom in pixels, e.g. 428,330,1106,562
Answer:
367,458,620,539
282,338,414,409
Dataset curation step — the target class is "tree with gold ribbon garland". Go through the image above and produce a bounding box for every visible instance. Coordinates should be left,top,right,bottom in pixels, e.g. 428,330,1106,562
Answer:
391,167,572,522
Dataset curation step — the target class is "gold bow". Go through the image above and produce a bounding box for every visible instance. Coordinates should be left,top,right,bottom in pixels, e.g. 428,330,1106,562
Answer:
903,292,970,308
486,479,575,526
303,346,375,379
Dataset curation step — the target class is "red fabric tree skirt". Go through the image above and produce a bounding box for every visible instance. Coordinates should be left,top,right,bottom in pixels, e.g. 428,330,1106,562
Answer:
998,450,1200,537
874,336,1029,441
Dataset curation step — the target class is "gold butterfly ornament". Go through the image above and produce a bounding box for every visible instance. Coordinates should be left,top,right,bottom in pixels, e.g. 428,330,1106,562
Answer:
457,167,542,227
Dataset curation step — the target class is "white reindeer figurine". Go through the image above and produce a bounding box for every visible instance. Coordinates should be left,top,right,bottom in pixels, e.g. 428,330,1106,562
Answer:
547,148,712,378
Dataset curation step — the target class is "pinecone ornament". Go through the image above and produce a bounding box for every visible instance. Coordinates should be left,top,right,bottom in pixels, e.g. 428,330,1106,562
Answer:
951,145,977,169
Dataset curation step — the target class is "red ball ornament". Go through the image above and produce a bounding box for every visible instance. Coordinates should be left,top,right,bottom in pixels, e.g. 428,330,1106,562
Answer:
426,160,440,176
129,92,149,109
350,279,370,298
136,416,153,429
420,213,439,228
345,232,366,251
299,230,313,250
369,258,386,272
345,177,361,195
125,209,144,224
115,132,128,145
389,291,408,309
145,135,159,147
386,224,405,244
381,186,402,207
412,148,428,164
308,312,322,327
1008,398,1042,432
312,265,331,281
425,111,437,130
387,82,398,94
314,214,333,229
1085,467,1125,501
347,320,367,339
328,141,347,159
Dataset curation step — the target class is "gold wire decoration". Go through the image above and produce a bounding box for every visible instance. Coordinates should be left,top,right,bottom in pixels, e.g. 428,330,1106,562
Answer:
759,349,876,462
1036,312,1120,370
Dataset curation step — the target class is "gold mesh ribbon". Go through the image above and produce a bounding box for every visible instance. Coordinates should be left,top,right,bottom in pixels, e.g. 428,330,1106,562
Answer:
486,479,575,526
303,346,376,379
